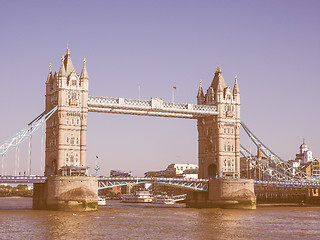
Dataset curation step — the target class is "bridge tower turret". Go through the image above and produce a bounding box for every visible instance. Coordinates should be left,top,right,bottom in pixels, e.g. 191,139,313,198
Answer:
197,65,240,179
45,47,89,176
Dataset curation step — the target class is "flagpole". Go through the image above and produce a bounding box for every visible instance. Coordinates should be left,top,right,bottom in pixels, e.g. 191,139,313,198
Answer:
172,88,174,102
138,82,141,100
172,86,177,102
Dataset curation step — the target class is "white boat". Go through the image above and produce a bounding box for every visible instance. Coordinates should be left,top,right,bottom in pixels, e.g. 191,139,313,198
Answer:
152,195,175,204
121,191,153,203
98,196,107,206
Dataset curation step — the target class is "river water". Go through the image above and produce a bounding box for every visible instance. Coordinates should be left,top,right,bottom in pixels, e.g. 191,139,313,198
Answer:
1,198,320,240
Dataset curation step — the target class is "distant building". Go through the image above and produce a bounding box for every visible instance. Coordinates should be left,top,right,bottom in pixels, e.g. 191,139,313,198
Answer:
110,170,133,177
295,139,314,164
289,140,319,177
165,164,198,178
288,159,300,176
240,148,270,180
144,170,166,178
144,163,198,179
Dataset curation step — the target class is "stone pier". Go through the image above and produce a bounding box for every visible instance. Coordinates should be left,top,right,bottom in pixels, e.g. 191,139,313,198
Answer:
33,176,98,211
187,179,256,209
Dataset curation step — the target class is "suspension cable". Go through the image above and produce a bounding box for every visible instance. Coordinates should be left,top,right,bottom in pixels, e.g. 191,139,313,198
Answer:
41,124,45,175
241,121,319,182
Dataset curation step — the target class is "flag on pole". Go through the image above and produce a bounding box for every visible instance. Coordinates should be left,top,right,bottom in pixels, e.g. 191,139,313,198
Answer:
173,86,177,90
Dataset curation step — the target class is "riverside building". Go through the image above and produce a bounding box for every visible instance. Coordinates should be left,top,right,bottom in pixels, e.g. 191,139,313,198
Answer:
288,140,320,177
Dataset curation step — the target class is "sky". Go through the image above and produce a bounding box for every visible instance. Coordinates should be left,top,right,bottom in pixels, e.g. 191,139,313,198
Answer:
0,0,319,176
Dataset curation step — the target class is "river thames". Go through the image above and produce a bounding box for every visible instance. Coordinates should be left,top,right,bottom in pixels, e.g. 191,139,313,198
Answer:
1,197,320,240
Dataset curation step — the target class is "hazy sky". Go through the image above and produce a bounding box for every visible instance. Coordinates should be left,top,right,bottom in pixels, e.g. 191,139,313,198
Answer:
0,0,319,176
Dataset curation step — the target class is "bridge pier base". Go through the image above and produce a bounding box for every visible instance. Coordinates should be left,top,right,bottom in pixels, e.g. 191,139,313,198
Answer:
33,176,98,211
186,179,256,209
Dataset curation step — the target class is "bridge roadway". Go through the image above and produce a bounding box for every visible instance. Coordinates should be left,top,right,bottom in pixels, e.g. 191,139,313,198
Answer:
2,176,320,190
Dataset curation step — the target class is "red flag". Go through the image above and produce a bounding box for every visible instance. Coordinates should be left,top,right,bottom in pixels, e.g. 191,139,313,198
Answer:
173,86,177,90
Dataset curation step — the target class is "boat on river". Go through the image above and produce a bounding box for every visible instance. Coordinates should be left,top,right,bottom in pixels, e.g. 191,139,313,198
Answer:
98,196,107,206
152,195,175,204
121,191,153,203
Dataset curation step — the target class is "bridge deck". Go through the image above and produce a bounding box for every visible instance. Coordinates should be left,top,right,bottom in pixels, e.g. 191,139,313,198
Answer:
2,176,320,190
88,96,218,119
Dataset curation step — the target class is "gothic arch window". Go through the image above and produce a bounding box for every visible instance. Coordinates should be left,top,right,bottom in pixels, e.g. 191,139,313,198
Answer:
70,137,75,145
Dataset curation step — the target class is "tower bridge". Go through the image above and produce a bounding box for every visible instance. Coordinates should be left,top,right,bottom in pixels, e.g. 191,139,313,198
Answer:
1,47,319,210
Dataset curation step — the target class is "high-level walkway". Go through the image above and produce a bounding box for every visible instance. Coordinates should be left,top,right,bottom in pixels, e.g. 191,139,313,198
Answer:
88,96,218,119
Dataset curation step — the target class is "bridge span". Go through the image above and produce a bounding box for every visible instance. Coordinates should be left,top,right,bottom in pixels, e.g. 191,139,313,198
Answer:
2,176,320,191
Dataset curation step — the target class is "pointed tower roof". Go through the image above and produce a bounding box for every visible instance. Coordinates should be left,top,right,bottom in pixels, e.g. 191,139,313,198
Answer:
46,63,53,84
80,58,89,79
63,45,76,76
233,75,240,94
217,78,223,92
58,56,66,77
210,64,227,92
197,80,204,98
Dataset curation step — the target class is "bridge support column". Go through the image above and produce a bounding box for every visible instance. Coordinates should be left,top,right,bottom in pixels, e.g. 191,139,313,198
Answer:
33,176,98,211
187,179,256,209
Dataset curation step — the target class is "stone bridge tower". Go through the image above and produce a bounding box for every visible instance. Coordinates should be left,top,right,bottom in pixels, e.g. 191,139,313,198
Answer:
33,48,97,211
188,65,255,209
45,47,89,176
197,65,240,179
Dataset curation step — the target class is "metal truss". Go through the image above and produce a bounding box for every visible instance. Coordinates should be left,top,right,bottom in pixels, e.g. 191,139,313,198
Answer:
0,175,46,184
241,122,319,183
88,95,218,119
98,177,208,191
0,106,58,156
